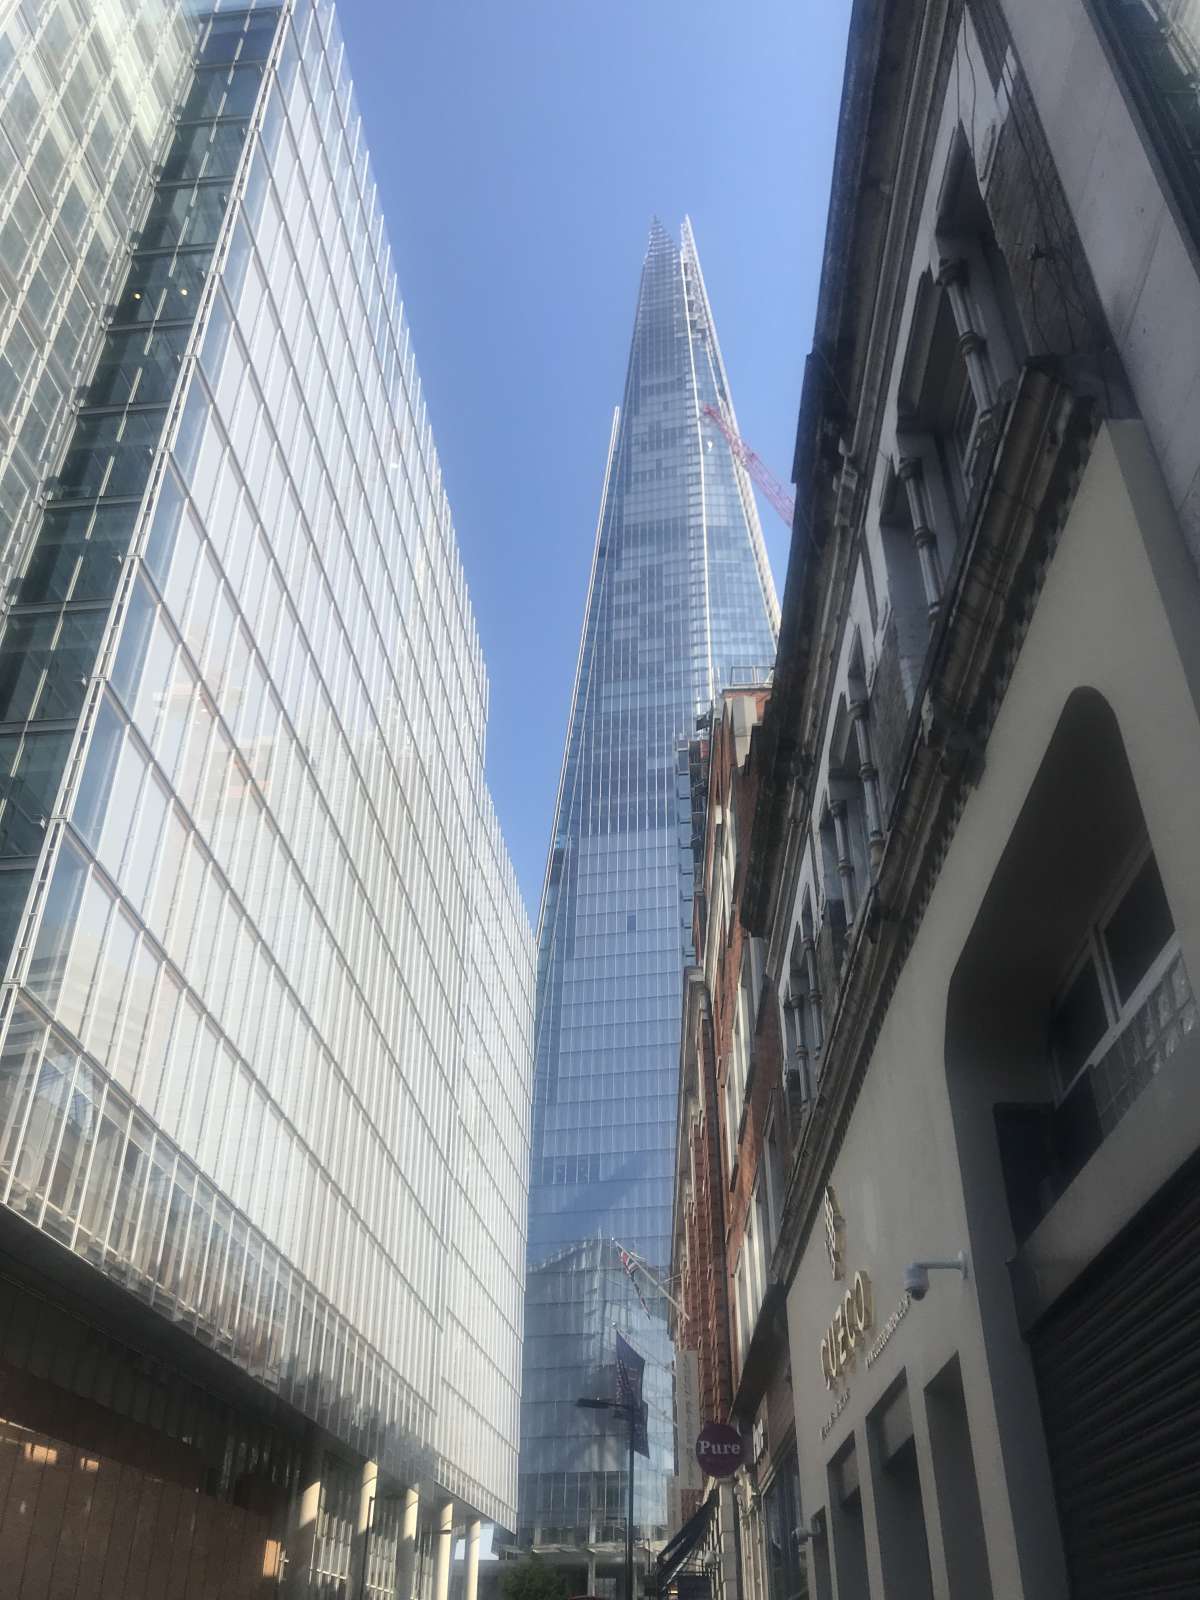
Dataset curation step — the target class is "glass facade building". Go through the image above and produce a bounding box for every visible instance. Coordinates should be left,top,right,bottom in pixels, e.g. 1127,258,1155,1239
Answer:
520,220,778,1549
0,0,193,590
0,0,534,1565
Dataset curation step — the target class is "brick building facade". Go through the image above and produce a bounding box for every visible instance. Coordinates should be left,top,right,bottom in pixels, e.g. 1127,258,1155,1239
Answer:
669,688,804,1600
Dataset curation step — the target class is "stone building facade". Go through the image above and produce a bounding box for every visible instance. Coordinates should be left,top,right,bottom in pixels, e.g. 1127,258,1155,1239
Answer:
738,0,1200,1596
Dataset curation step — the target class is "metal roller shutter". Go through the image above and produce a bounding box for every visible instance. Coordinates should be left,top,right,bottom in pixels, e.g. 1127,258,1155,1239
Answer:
1031,1157,1200,1596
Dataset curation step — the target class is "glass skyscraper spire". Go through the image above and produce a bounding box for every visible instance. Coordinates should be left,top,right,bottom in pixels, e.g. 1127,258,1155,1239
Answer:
520,219,778,1553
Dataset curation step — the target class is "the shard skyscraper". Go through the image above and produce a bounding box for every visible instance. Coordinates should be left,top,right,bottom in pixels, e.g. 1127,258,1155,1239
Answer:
519,219,778,1564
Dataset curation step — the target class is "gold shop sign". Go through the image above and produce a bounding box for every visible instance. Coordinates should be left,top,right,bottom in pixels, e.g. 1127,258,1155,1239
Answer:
819,1270,873,1391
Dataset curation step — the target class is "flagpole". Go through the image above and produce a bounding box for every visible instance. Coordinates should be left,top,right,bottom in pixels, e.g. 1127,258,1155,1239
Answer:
626,1401,635,1600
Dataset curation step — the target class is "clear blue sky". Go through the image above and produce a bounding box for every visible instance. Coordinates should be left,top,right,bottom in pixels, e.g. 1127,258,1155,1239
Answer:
337,1,850,916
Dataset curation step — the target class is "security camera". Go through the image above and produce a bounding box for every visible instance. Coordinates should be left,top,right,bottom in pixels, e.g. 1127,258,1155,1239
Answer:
903,1253,968,1303
903,1262,929,1301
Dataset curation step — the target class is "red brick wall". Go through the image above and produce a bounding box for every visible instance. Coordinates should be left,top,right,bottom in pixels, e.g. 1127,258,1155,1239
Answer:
707,699,793,1379
0,1417,279,1598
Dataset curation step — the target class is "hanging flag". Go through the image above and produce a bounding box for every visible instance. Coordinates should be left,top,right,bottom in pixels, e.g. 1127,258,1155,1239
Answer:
616,1331,651,1459
632,1399,650,1460
615,1330,645,1408
620,1246,653,1319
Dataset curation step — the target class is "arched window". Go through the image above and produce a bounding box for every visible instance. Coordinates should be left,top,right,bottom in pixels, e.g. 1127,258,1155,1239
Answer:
782,894,825,1099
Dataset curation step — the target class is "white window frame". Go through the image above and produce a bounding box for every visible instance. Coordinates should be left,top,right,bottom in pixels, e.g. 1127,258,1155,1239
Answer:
1050,841,1179,1100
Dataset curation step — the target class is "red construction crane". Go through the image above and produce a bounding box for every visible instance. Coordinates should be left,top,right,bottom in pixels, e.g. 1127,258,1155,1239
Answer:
702,402,795,528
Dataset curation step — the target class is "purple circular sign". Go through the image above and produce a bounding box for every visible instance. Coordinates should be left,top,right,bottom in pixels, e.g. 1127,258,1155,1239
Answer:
695,1421,744,1479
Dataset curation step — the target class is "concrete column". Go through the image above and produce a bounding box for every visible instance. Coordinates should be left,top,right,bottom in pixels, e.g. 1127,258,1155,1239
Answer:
433,1499,455,1600
396,1486,420,1600
587,1553,598,1595
350,1459,379,1598
284,1430,324,1595
464,1519,482,1600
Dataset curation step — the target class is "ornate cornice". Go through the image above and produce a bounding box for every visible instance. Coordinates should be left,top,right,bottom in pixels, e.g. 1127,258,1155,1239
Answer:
770,366,1097,1290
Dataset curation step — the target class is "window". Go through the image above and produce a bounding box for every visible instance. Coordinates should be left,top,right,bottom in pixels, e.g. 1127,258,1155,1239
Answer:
890,140,1024,620
723,955,755,1176
724,1066,739,1180
1050,845,1179,1098
1096,1,1200,244
762,1121,785,1254
782,900,823,1095
958,691,1197,1244
763,1452,810,1600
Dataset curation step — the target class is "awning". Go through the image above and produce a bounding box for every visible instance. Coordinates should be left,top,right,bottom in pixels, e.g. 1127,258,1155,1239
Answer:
651,1490,718,1595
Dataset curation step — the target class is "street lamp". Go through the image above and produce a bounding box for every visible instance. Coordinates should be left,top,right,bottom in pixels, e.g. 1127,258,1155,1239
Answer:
576,1396,637,1600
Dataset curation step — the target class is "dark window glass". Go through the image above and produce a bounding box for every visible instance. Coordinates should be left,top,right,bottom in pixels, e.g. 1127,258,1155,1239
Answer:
0,730,72,857
1104,852,1175,1003
241,15,280,60
765,1452,809,1600
0,609,105,725
198,14,250,64
17,504,131,606
1099,2,1200,238
53,410,166,503
87,326,189,409
113,250,210,324
0,871,35,981
139,182,230,252
179,62,264,123
1049,959,1109,1084
161,119,250,185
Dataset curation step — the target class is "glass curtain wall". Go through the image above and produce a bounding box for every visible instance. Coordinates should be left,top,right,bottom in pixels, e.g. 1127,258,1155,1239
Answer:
0,0,534,1535
0,0,192,590
520,219,778,1546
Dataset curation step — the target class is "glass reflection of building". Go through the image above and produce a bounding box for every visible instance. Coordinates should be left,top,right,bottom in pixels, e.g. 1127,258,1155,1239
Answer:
0,1,533,1591
519,220,778,1559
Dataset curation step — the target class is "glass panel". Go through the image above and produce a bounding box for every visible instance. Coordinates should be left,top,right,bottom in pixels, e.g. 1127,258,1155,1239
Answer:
86,906,137,1063
86,325,190,409
0,608,106,725
0,866,35,975
110,577,156,708
75,1093,128,1261
17,504,135,606
0,1006,48,1192
133,1139,175,1287
180,63,263,122
27,841,87,1006
160,121,250,185
1101,2,1200,237
143,469,186,588
73,696,124,849
7,1036,74,1219
139,182,231,252
1050,958,1109,1088
52,410,165,503
199,1198,231,1333
1105,852,1175,1004
0,729,71,857
179,1182,213,1317
114,249,211,323
157,1169,194,1308
107,1114,153,1270
44,1058,104,1242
